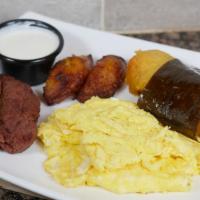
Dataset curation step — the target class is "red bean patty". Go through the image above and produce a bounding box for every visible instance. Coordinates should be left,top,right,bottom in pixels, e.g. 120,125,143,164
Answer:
0,75,40,153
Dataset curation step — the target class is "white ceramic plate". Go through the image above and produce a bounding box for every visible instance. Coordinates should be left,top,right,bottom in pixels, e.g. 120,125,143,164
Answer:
1,12,200,200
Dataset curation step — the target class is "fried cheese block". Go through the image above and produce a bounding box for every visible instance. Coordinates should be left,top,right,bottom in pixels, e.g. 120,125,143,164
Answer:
77,55,126,103
43,55,93,105
126,50,173,95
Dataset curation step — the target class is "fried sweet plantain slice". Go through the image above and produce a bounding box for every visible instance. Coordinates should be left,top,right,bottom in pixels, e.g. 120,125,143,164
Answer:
77,55,126,103
44,55,93,105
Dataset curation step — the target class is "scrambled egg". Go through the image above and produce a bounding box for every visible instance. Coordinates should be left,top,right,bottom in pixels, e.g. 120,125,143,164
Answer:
38,97,200,193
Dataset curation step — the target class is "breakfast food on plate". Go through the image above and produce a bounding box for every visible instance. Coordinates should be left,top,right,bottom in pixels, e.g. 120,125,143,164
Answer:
44,55,126,104
38,97,200,193
77,55,126,102
43,55,93,105
138,58,200,141
126,50,200,141
0,75,40,153
126,50,173,95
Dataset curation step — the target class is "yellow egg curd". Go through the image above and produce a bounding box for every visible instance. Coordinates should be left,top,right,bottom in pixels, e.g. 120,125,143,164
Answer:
38,97,200,193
